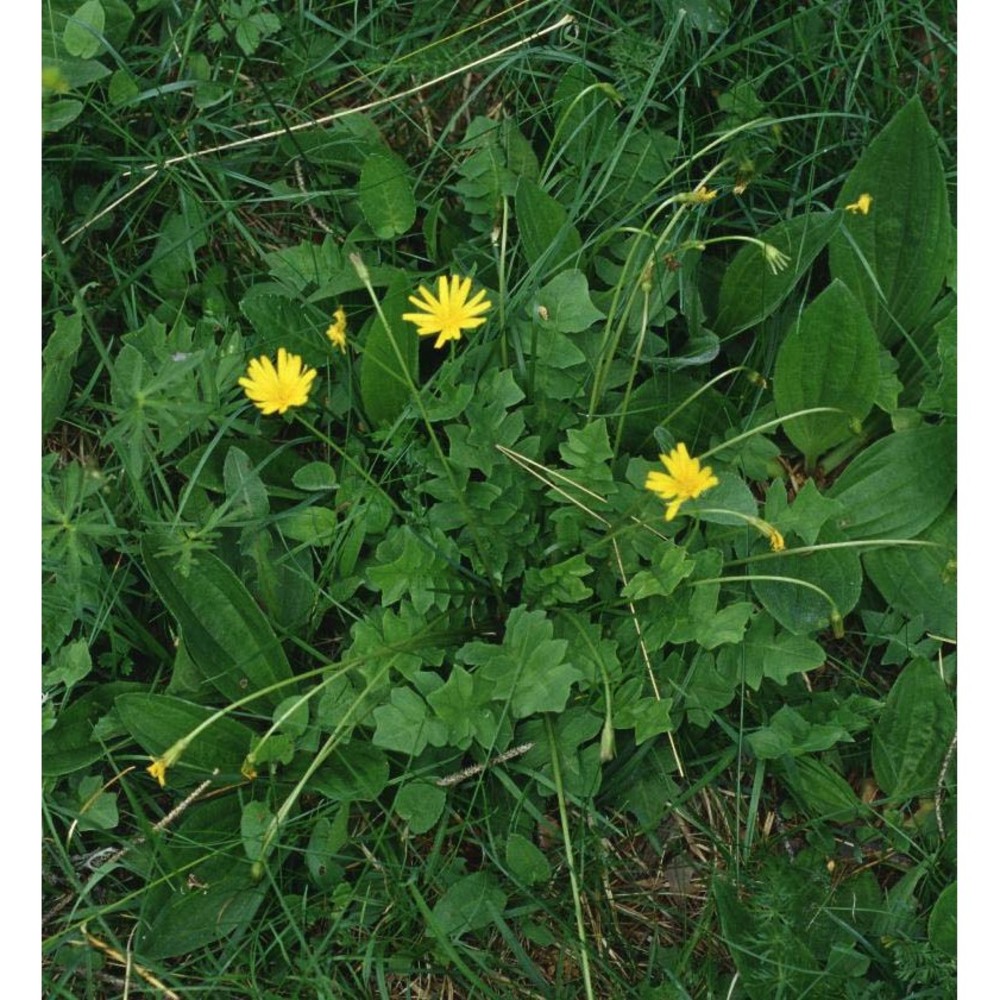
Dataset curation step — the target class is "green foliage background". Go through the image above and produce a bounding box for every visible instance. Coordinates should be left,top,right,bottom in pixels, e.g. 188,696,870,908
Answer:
43,1,956,996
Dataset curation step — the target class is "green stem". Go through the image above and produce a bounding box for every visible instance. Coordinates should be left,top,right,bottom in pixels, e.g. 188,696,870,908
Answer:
545,715,596,1000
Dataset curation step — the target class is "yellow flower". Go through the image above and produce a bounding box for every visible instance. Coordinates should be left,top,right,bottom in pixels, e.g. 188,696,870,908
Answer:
644,443,720,521
146,739,188,787
768,527,785,552
325,307,348,353
845,192,873,215
239,347,317,415
678,186,718,204
147,758,169,787
402,275,492,349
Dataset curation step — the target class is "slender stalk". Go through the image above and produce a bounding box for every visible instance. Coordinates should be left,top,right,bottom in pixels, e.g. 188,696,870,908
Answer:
545,715,596,1000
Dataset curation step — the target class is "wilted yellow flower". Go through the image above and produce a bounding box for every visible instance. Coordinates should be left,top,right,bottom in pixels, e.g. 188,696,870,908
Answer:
239,347,317,415
645,443,719,521
146,739,188,788
402,275,492,349
325,307,348,353
762,243,791,275
768,527,786,552
147,758,168,787
678,186,718,204
845,192,873,215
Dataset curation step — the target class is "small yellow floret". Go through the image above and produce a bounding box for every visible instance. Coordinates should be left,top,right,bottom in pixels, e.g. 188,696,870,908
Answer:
845,192,873,215
325,307,348,353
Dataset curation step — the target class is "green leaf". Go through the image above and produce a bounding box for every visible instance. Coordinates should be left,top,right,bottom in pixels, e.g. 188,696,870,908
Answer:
394,780,447,834
42,310,83,433
137,869,266,960
305,806,350,887
372,686,447,756
748,706,852,759
431,871,507,938
514,177,581,275
74,774,119,832
864,506,956,637
292,461,338,490
928,882,957,958
752,524,862,635
872,657,955,801
774,280,880,465
457,606,583,719
116,693,257,784
311,743,389,802
782,755,863,822
141,534,294,708
768,478,844,546
43,682,144,776
64,0,105,59
426,666,503,749
359,152,416,239
359,274,417,427
740,613,826,688
827,424,956,540
240,801,275,862
551,64,619,165
919,307,957,416
276,505,338,545
223,447,269,520
505,833,551,885
150,201,208,298
264,235,344,293
714,211,840,337
559,419,615,484
532,270,605,333
829,97,951,342
43,638,92,693
621,542,694,601
615,694,675,744
43,99,85,133
108,68,138,105
523,553,594,606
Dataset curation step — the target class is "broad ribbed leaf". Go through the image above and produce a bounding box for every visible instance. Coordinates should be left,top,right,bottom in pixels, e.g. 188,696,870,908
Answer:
141,535,293,707
774,279,880,466
829,97,951,342
827,424,956,540
872,657,955,800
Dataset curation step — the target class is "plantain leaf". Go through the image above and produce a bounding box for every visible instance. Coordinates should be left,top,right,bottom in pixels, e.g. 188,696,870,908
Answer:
141,534,294,708
872,657,955,801
826,423,956,540
774,279,880,466
828,97,951,342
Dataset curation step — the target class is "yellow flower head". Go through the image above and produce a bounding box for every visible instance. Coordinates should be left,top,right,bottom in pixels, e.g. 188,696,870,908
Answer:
644,443,720,521
768,527,786,552
678,185,718,205
146,738,188,788
845,192,873,215
325,307,348,353
147,758,169,787
239,347,317,415
402,274,492,349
